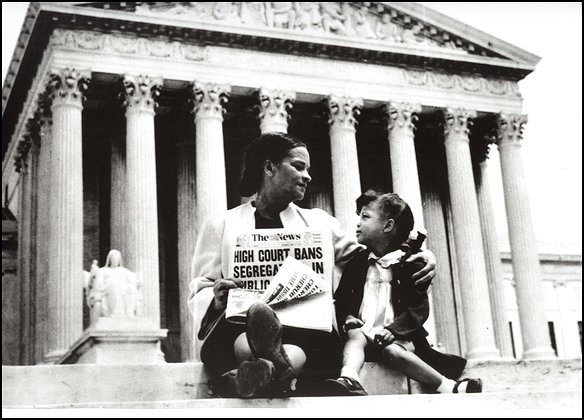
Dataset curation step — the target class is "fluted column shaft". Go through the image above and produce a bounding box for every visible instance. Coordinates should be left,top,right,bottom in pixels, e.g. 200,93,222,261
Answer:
422,191,461,354
177,140,196,361
257,88,295,134
35,112,52,364
387,102,425,231
110,135,126,253
16,132,35,365
191,82,231,229
475,145,514,358
45,68,89,361
122,74,163,324
497,114,555,359
327,95,363,230
443,108,499,360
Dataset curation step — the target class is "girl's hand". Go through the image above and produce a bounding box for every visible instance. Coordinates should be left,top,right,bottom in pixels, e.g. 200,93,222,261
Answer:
343,315,364,332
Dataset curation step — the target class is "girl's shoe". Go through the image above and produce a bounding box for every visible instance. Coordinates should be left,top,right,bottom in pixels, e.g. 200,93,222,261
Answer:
453,378,483,393
323,376,368,396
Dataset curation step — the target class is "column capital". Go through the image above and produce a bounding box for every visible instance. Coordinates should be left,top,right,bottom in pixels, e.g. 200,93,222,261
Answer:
387,101,421,132
496,113,528,148
257,88,296,129
47,68,90,109
444,107,477,142
121,74,163,114
190,81,231,121
470,119,498,163
327,95,363,132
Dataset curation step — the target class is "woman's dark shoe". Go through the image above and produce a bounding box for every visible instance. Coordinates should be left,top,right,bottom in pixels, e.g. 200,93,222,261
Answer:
210,359,275,398
209,368,238,397
323,376,368,396
246,302,297,395
235,358,275,398
453,378,483,393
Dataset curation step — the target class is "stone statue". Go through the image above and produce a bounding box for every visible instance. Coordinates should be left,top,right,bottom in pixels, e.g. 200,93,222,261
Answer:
84,259,101,323
354,6,376,39
376,13,402,42
265,2,295,28
86,250,143,324
320,2,355,36
293,2,322,31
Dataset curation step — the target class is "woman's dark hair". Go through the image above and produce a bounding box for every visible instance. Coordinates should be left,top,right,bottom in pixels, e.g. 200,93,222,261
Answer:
356,189,414,245
238,132,307,197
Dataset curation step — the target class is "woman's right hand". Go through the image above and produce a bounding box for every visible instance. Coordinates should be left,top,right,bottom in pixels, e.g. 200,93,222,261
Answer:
212,279,243,311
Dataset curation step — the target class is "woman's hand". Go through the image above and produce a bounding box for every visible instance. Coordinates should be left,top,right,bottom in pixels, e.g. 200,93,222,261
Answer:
406,249,436,290
212,279,243,311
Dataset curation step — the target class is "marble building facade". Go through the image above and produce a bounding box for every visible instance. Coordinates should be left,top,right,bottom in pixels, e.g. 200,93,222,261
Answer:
2,2,580,366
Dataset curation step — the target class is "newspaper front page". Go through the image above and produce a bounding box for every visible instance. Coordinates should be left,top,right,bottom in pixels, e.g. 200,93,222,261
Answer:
225,228,333,332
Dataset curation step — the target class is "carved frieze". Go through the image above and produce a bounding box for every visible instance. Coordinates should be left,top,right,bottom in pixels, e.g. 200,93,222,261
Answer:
51,29,207,62
130,2,477,55
402,70,521,97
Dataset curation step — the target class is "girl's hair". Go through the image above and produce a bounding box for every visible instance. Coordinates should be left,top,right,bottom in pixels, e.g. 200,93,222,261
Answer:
356,190,414,245
238,132,307,197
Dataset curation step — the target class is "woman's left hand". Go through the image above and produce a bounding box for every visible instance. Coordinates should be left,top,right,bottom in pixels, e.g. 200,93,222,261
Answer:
406,249,436,289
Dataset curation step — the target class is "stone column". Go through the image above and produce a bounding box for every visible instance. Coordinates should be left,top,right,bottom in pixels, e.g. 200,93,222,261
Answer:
45,68,90,362
257,88,296,134
422,191,461,355
15,123,36,365
176,138,196,361
443,108,499,360
496,114,555,359
327,95,363,230
110,134,126,253
387,101,425,231
190,81,231,230
121,74,163,324
474,141,514,358
34,100,52,364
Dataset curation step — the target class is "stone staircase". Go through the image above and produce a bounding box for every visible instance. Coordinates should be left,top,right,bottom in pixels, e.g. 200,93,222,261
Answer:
2,359,582,413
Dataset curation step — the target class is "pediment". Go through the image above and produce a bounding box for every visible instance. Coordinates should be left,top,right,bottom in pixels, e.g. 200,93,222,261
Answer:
68,2,539,66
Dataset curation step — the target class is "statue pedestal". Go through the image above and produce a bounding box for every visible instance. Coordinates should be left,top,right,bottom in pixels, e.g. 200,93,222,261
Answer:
58,318,168,365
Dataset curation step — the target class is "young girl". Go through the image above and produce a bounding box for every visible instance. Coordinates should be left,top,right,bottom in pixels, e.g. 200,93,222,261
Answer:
327,190,482,395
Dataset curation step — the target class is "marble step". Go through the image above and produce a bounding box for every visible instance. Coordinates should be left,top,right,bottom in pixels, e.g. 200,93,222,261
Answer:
2,359,581,408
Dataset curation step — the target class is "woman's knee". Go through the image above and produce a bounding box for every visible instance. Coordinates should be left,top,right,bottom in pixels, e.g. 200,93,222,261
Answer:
234,332,253,362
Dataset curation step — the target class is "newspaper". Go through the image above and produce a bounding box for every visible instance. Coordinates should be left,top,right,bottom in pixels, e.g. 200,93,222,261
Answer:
226,256,331,331
224,228,334,332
